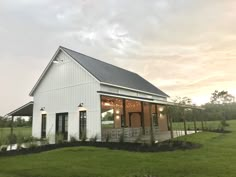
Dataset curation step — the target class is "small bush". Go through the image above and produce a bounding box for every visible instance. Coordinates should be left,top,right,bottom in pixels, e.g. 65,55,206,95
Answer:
70,135,78,143
221,119,229,127
55,134,64,144
0,145,7,152
41,137,50,145
16,134,25,150
134,131,143,143
7,134,17,145
89,135,98,143
119,132,125,143
105,133,111,142
149,129,155,146
81,132,87,142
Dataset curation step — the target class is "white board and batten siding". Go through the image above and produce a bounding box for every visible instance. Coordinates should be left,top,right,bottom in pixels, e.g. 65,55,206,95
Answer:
32,51,101,142
100,84,167,101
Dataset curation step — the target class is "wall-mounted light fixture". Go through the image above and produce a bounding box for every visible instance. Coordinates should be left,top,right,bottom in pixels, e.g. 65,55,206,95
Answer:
104,102,111,106
78,103,86,111
116,110,120,114
116,115,120,120
78,103,84,108
40,107,46,114
159,107,164,112
53,59,63,64
40,107,45,112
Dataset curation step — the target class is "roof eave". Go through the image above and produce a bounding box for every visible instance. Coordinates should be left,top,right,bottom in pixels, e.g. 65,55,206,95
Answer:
29,47,62,96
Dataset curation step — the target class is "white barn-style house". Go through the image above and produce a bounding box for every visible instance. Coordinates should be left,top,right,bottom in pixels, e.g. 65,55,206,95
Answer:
29,46,170,142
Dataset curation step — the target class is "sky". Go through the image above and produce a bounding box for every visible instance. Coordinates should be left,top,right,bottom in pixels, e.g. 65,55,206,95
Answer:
0,0,235,116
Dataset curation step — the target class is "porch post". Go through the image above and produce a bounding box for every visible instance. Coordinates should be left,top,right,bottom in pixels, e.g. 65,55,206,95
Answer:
122,99,126,127
10,116,14,136
183,110,187,135
149,104,153,131
200,110,204,130
149,103,154,143
141,101,145,135
169,107,174,139
10,116,14,150
193,109,197,133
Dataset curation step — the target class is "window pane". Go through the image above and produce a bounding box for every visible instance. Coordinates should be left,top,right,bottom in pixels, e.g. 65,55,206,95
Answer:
101,96,123,129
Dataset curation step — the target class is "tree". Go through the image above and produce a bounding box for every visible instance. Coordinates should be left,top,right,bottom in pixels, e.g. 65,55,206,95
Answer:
211,90,235,104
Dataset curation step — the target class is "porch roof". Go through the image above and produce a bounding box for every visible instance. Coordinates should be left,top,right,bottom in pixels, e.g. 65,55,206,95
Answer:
5,101,34,117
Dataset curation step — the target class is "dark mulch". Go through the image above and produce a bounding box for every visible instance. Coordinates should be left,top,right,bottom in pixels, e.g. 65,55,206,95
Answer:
0,140,201,157
203,129,232,134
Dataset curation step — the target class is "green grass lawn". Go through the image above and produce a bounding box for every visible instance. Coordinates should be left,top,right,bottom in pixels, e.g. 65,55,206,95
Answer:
172,120,222,130
0,121,236,177
0,127,32,141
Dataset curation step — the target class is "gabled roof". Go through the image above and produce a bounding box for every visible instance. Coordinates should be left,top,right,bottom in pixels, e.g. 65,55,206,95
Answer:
61,47,168,97
30,46,169,97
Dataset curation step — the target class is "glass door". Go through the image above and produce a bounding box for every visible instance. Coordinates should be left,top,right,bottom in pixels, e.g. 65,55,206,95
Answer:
56,113,68,140
79,111,87,139
41,114,47,138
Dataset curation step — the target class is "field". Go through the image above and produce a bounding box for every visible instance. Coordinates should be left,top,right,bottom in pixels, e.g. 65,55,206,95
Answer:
0,127,32,141
0,120,235,177
172,120,222,130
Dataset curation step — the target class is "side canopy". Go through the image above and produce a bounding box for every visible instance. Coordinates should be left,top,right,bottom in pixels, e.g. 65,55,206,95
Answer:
5,101,34,117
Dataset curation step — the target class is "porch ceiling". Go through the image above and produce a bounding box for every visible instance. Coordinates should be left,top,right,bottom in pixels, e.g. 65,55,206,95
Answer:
5,101,34,117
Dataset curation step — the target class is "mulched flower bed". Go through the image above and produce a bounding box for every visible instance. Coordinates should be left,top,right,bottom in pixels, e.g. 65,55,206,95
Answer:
0,140,201,157
203,128,231,134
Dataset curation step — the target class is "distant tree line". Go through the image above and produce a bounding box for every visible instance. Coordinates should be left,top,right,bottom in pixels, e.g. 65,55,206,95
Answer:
202,90,236,121
0,116,32,128
166,90,236,122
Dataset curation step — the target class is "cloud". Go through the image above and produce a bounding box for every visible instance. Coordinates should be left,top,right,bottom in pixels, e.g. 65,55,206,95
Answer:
0,0,236,114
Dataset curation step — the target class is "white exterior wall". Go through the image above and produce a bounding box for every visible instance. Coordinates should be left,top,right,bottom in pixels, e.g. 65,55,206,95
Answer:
32,51,101,142
100,84,167,101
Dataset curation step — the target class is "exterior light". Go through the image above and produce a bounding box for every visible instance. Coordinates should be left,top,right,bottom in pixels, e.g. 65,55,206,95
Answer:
78,103,84,108
40,107,46,114
104,102,111,106
159,107,164,112
116,115,120,119
116,110,120,114
40,107,45,112
53,59,63,64
78,103,86,111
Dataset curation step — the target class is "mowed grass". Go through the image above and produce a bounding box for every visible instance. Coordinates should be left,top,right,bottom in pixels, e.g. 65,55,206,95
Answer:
0,121,236,177
0,127,32,140
172,120,222,130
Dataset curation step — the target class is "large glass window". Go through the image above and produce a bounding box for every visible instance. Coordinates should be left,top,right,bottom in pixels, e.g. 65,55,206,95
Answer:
101,96,123,129
41,114,47,138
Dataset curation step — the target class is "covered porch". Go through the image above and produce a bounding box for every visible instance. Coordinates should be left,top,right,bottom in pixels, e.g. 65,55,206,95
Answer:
100,95,203,142
101,95,170,142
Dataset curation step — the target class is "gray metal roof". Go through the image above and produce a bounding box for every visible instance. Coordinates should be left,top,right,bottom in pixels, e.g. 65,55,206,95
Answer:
61,46,169,97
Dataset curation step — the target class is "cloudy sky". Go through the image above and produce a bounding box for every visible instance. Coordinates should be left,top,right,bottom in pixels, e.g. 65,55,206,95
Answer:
0,0,235,115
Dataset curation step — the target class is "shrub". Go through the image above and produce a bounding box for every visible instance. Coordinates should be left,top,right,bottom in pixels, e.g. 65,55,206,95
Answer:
55,134,64,144
41,137,50,145
221,119,229,127
70,135,78,143
149,129,155,146
7,134,17,145
134,131,143,143
119,132,125,143
105,133,111,142
0,145,7,152
81,132,87,142
89,135,98,143
16,134,25,150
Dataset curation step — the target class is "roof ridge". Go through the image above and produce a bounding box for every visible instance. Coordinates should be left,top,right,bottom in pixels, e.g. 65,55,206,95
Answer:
60,46,137,75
